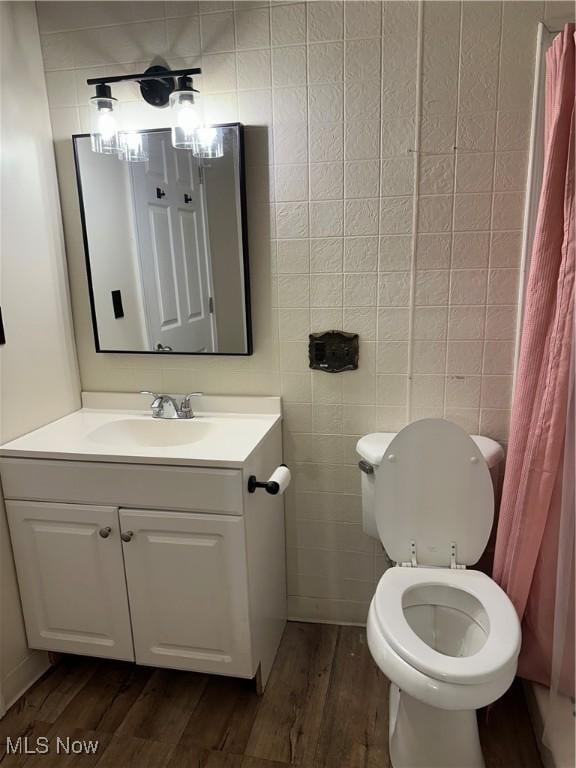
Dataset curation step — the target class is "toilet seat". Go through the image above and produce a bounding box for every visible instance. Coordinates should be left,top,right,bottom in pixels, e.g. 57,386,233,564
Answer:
371,567,521,685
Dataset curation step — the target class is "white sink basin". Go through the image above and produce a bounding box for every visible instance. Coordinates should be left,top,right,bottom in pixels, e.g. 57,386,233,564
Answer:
0,395,282,467
87,418,212,449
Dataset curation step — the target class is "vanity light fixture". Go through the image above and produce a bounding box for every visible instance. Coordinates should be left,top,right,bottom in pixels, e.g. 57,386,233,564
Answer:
87,65,223,160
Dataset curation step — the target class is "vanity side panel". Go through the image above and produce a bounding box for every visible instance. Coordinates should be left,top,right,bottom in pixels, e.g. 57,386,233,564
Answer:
243,421,286,688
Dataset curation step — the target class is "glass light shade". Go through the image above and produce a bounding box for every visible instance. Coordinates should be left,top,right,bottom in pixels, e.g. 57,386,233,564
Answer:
192,126,223,159
118,131,149,162
170,89,201,149
90,95,119,154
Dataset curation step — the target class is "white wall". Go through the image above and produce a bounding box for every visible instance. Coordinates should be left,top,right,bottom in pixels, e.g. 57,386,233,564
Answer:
39,0,574,623
0,1,81,711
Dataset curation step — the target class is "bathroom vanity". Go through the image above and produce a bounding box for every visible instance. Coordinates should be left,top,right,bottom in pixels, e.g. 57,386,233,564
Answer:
0,394,285,689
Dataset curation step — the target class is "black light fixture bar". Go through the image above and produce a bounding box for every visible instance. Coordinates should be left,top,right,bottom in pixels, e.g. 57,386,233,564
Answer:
86,66,201,87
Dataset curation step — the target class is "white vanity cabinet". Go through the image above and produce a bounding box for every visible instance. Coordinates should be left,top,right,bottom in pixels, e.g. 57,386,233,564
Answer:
0,400,286,689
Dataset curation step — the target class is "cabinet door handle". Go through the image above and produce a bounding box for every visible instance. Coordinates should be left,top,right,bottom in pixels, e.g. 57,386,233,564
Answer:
99,526,112,539
121,531,134,542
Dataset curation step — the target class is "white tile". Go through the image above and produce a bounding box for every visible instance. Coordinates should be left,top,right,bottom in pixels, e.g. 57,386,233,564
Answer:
38,1,164,33
166,15,202,56
344,307,377,341
272,46,307,87
278,309,310,342
483,340,515,374
413,307,448,341
455,153,494,193
379,236,412,271
448,306,486,340
345,39,381,82
485,306,517,340
311,275,344,307
345,1,382,39
453,193,492,231
457,111,496,152
490,231,522,268
344,273,378,306
380,157,414,196
278,275,310,307
418,195,452,233
237,49,271,89
458,0,501,114
411,375,445,408
277,239,310,273
446,341,483,374
200,12,235,52
310,238,343,273
378,272,410,307
376,374,407,406
479,408,511,442
310,201,344,237
421,0,460,115
271,2,306,46
452,233,490,269
414,270,449,307
481,375,513,409
310,123,344,162
275,202,309,237
376,342,409,374
494,152,528,192
308,84,344,123
419,155,454,195
202,52,237,92
380,197,413,234
273,122,308,163
487,269,519,305
420,113,455,153
416,234,451,269
381,115,415,156
235,7,270,48
450,269,488,305
345,199,379,236
344,121,379,160
496,110,531,151
345,80,380,122
308,1,344,42
344,238,378,273
412,341,446,374
274,164,308,202
445,375,482,409
274,86,307,122
238,90,272,126
492,192,524,230
377,308,410,340
310,163,344,201
308,42,343,83
345,160,379,198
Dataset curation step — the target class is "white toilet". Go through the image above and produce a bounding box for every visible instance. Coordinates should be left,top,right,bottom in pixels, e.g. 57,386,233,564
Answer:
357,419,521,768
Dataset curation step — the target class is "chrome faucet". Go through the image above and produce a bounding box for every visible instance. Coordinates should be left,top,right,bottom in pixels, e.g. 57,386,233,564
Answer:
140,392,203,419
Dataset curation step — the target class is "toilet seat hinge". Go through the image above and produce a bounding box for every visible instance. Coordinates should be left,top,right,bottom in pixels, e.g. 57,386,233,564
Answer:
401,540,418,567
450,542,466,569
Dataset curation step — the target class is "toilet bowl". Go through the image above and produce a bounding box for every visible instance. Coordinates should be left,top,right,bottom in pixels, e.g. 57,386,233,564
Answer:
357,419,521,768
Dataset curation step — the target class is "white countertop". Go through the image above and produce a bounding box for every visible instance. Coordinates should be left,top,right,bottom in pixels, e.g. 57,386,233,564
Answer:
0,394,282,468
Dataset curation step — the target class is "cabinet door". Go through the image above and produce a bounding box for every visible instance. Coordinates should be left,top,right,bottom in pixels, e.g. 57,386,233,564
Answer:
120,509,252,677
6,501,134,660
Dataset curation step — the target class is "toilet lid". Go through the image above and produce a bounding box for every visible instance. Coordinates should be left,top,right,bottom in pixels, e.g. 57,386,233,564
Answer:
375,419,494,567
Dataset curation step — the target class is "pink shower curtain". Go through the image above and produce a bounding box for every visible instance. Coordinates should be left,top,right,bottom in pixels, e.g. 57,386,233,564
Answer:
492,24,575,694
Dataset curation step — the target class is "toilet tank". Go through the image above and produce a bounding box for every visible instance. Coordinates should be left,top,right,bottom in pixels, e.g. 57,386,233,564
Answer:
356,431,505,540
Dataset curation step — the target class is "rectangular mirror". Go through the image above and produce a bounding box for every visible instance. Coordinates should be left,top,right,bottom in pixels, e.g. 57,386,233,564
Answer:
73,124,252,355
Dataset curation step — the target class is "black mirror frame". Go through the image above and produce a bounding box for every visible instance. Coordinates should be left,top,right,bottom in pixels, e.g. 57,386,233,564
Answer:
72,123,253,356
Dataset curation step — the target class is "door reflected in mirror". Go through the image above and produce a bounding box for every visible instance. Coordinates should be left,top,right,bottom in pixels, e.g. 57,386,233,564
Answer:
73,124,251,355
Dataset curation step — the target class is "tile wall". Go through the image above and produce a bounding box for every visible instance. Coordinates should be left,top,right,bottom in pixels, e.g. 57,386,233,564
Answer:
38,0,574,623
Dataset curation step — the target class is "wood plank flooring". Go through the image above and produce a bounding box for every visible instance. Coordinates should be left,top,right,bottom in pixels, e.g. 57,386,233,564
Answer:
0,623,543,768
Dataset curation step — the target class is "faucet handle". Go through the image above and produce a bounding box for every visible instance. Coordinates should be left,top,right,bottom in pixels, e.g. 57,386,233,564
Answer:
180,392,203,416
140,390,160,400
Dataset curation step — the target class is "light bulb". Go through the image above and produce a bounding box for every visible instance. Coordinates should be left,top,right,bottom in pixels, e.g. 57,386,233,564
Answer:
89,93,118,154
170,88,200,149
192,125,223,159
118,131,148,162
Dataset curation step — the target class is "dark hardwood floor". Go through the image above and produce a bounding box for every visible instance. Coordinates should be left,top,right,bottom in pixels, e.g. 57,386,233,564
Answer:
0,623,542,768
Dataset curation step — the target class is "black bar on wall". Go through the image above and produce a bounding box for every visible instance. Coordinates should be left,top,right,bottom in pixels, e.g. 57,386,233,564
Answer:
111,290,124,319
0,306,5,345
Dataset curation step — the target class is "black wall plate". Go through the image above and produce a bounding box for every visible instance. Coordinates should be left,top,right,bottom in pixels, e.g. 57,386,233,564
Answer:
309,330,359,373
